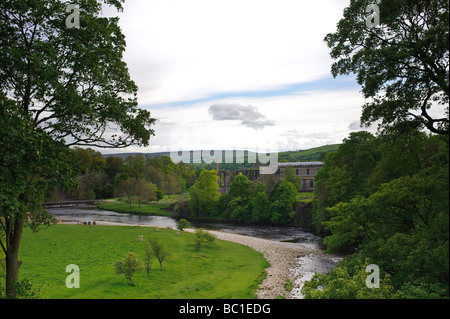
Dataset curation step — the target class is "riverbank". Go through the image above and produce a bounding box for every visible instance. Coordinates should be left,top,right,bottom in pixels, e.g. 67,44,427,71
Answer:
186,229,314,299
56,217,316,299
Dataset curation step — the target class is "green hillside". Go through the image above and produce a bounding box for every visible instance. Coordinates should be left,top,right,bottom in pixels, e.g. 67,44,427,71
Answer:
278,144,340,162
102,144,340,169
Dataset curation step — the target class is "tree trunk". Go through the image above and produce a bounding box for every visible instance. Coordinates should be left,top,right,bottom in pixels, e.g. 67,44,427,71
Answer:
5,217,24,299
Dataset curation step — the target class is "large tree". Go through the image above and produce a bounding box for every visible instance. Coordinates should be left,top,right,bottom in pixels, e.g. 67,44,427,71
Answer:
189,170,220,216
325,0,449,135
0,0,155,298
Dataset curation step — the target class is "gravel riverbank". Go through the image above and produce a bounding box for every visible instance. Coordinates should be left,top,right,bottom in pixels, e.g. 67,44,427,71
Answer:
184,228,316,299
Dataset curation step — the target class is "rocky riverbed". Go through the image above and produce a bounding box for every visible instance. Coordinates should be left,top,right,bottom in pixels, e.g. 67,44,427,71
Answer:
184,229,339,299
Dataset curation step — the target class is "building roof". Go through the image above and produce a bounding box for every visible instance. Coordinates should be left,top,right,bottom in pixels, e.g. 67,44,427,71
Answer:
278,162,324,167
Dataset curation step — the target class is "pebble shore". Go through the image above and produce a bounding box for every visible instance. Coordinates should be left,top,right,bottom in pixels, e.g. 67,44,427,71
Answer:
189,229,315,299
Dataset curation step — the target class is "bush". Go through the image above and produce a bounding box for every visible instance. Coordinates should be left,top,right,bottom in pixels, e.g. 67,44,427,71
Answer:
176,218,191,231
170,198,190,218
194,229,216,250
114,252,144,286
148,237,170,270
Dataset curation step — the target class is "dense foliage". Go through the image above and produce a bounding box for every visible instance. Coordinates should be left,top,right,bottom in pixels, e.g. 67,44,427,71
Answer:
0,0,156,297
54,149,199,202
306,130,449,298
305,0,449,299
187,170,300,225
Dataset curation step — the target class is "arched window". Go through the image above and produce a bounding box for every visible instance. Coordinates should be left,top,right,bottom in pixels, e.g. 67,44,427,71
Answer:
309,180,314,188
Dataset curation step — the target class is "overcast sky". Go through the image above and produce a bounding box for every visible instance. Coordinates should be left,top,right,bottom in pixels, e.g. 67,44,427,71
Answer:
100,0,373,155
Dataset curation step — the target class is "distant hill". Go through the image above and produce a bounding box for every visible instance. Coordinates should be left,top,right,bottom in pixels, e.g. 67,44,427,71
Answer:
278,144,340,162
103,151,170,159
103,144,340,165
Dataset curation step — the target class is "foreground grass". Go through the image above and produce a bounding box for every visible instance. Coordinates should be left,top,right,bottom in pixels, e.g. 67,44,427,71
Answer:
18,224,269,299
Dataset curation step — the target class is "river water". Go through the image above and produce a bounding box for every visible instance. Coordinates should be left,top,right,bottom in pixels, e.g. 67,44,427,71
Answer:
48,205,341,298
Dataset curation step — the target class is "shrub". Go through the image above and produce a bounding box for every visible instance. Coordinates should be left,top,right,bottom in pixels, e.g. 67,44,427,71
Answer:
194,229,216,250
114,252,144,286
176,218,191,231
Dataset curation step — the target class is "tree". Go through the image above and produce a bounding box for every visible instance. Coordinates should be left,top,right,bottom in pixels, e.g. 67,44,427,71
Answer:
105,156,124,181
325,0,449,136
161,173,181,195
143,166,165,189
322,152,449,297
176,219,191,231
1,96,75,298
114,252,144,286
1,0,156,297
189,170,220,216
76,169,108,200
230,173,251,200
302,260,398,299
148,237,170,270
144,242,152,276
134,178,156,207
312,131,380,232
228,174,252,221
283,166,302,191
193,229,216,250
114,177,135,208
256,173,281,194
269,180,298,224
251,184,271,223
180,163,197,189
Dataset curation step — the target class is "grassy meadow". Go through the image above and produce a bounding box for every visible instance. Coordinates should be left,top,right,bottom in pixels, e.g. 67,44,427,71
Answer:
18,224,269,299
97,201,173,216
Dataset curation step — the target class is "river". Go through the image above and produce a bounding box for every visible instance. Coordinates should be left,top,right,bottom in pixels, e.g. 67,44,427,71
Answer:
48,205,341,298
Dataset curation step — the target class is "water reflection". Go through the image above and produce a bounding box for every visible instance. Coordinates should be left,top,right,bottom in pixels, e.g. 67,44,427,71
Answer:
48,205,177,228
191,221,324,250
49,206,323,248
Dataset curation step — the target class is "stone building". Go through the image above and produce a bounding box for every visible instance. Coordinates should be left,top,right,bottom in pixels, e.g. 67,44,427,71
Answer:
217,161,324,193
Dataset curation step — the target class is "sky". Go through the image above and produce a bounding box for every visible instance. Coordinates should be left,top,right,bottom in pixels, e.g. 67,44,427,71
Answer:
99,0,373,155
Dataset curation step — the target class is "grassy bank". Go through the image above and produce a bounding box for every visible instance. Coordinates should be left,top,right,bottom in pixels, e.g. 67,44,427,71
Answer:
98,200,172,216
18,224,269,299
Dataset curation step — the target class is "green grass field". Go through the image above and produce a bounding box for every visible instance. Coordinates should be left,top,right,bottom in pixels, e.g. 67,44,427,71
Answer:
98,201,172,216
18,224,269,299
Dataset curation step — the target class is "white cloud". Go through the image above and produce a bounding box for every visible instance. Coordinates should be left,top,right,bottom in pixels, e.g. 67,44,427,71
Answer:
208,103,275,129
102,0,350,105
103,87,365,155
96,0,370,155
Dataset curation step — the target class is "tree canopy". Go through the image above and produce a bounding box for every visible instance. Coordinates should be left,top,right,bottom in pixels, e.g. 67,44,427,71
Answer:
0,0,156,147
0,0,156,298
325,0,449,135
